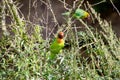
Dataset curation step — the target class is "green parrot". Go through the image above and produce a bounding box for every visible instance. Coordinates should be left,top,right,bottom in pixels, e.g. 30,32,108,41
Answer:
49,32,65,60
62,8,90,19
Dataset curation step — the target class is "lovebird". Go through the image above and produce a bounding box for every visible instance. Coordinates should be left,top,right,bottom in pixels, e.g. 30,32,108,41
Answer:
62,8,90,19
49,32,65,60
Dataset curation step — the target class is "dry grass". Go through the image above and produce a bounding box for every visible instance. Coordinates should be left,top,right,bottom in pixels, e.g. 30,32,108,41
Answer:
0,0,120,80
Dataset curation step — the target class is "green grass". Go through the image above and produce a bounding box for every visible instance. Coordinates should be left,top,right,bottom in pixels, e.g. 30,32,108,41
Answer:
0,0,120,80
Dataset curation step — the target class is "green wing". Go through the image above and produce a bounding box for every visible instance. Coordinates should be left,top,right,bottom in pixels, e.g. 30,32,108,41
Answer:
73,9,87,19
62,9,88,19
50,39,64,59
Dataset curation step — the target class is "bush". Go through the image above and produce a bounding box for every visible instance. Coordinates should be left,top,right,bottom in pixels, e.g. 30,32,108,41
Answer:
0,0,120,80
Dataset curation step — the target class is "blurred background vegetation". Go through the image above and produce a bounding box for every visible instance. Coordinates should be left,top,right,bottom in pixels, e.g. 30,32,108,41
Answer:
0,0,120,80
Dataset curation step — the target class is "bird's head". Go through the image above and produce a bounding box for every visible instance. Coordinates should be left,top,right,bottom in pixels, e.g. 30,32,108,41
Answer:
58,32,64,39
57,32,64,43
84,12,90,20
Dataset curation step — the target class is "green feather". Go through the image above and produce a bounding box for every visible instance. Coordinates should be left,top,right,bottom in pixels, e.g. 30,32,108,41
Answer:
62,9,89,19
49,38,64,59
73,9,88,19
62,11,70,16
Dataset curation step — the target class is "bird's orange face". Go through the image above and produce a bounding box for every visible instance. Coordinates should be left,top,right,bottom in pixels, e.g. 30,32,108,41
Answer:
57,32,64,43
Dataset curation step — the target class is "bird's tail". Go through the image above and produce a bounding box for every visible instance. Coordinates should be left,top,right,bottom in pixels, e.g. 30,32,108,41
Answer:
49,53,57,60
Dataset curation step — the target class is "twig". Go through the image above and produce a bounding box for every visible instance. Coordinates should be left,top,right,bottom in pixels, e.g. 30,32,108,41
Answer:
109,0,120,16
1,0,9,36
4,0,23,27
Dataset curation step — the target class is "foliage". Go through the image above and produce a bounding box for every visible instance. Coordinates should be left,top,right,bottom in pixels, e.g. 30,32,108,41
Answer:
0,0,120,80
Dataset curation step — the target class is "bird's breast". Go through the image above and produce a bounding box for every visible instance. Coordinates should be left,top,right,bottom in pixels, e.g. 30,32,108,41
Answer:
57,38,64,44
